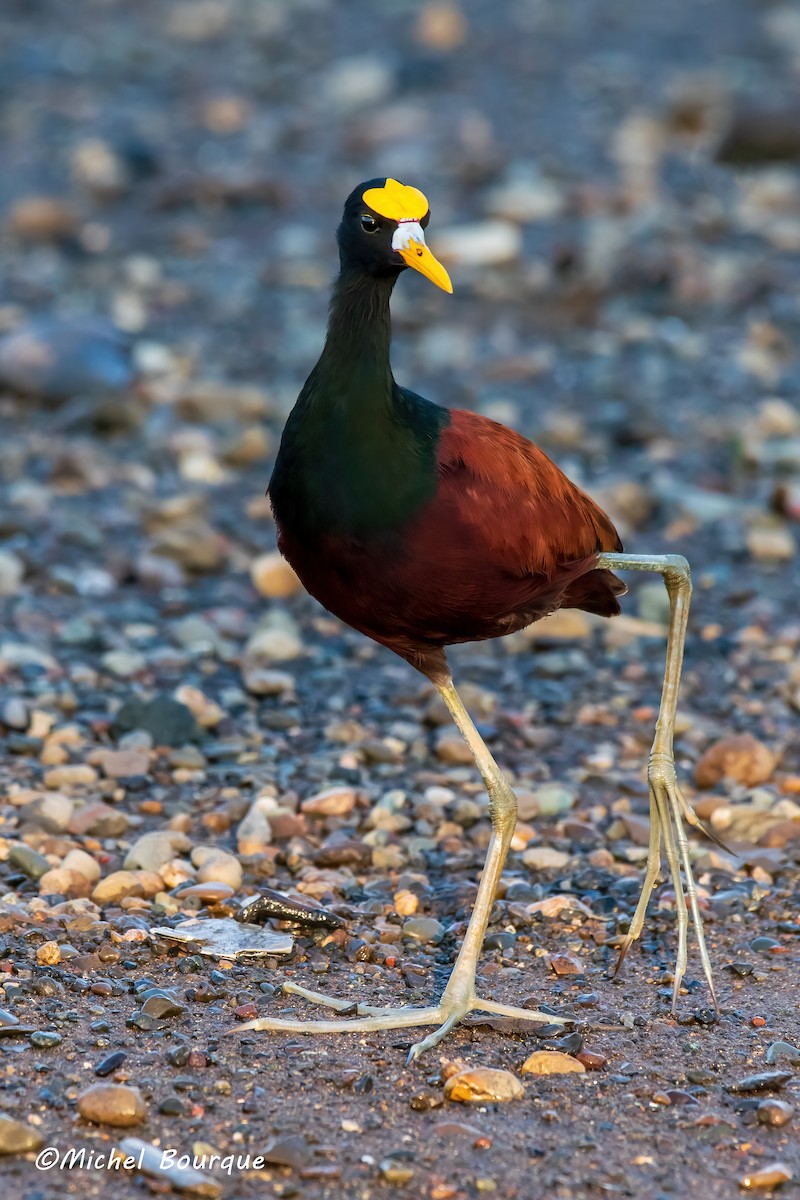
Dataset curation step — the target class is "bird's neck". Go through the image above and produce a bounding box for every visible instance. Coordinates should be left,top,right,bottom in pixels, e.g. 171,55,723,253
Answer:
271,264,449,539
318,268,397,397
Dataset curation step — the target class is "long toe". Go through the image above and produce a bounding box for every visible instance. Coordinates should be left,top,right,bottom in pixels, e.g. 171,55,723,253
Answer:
406,1011,463,1063
231,1005,444,1037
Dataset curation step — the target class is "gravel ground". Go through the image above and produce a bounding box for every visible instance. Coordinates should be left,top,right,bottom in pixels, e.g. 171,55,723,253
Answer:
2,1,800,1197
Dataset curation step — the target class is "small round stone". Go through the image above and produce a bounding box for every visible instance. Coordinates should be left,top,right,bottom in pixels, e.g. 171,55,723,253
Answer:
0,1114,45,1154
36,941,62,966
95,1050,127,1077
250,551,302,598
30,1031,62,1048
77,1083,147,1127
402,917,445,944
757,1099,793,1127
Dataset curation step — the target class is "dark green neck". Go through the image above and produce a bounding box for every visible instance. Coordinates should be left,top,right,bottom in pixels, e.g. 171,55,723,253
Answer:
318,267,397,398
270,265,449,540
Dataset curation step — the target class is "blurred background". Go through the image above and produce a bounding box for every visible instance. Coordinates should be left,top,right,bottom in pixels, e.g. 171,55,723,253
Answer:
1,0,800,760
3,7,800,1187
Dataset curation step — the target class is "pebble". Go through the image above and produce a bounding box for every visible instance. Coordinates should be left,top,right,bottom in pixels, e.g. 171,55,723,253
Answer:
118,1137,223,1198
0,1114,45,1154
21,792,74,832
548,953,583,976
238,647,293,687
191,847,243,890
522,846,570,871
8,845,51,879
1,698,28,729
124,830,192,873
767,1043,800,1065
250,551,302,598
92,871,146,905
729,1071,793,1093
402,917,445,944
532,784,577,816
102,650,146,678
747,525,796,562
695,734,777,788
0,316,133,401
95,1051,127,1077
72,137,129,196
60,848,101,883
757,1099,793,1127
7,195,77,242
96,748,151,779
413,2,467,49
0,550,24,596
739,1163,793,1190
430,1120,484,1141
576,1051,607,1071
174,684,224,729
36,941,61,966
244,626,303,663
168,745,208,771
321,55,394,112
30,1032,62,1048
69,801,129,837
301,786,358,817
261,1134,312,1169
380,1160,415,1185
435,729,474,764
394,889,419,916
178,882,235,903
435,221,522,267
38,867,91,898
485,169,563,223
236,795,275,854
444,1068,524,1103
77,1083,147,1127
42,764,98,790
520,1051,586,1076
141,994,186,1019
112,695,201,746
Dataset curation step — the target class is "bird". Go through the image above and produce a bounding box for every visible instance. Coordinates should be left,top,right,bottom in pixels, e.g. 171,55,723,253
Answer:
235,177,716,1060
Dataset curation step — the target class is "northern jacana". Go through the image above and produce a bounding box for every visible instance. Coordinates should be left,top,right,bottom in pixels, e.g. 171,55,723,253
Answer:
237,178,716,1060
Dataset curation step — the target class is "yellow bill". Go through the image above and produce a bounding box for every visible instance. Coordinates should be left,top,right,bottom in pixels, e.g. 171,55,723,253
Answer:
392,221,453,294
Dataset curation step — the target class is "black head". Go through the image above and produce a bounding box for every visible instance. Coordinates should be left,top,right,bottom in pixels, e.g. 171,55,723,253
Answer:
336,177,452,292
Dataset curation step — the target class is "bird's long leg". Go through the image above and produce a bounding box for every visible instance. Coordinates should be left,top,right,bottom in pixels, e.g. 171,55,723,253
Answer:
408,682,561,1050
597,552,717,1010
232,678,564,1057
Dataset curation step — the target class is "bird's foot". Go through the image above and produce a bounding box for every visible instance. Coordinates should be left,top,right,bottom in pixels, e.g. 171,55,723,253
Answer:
615,753,718,1012
230,981,566,1063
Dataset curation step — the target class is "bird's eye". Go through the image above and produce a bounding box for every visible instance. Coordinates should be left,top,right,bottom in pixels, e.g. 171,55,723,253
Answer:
360,214,379,233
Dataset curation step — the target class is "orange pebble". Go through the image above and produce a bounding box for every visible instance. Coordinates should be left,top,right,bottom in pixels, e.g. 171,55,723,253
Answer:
752,1016,766,1027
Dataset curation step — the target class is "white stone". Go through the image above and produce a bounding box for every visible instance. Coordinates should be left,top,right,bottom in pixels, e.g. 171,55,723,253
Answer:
244,627,302,663
124,830,192,873
191,847,243,890
434,220,522,267
322,56,394,113
61,848,101,883
0,550,24,596
522,846,570,871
